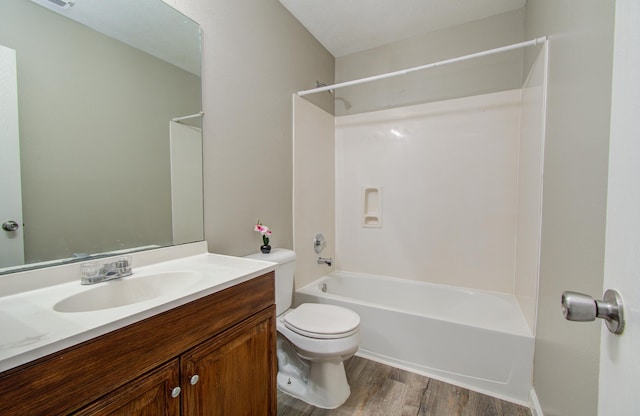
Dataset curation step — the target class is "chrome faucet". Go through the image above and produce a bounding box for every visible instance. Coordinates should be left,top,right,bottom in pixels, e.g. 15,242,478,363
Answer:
81,257,132,285
317,256,332,267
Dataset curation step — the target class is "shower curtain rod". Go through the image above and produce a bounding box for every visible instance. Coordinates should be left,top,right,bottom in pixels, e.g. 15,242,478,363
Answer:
172,111,204,122
297,36,547,96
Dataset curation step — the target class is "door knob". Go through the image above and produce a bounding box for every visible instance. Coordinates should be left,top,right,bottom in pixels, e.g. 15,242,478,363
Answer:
561,289,625,334
2,221,19,232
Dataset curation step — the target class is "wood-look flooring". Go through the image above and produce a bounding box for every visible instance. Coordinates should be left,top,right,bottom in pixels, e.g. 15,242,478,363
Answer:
277,356,531,416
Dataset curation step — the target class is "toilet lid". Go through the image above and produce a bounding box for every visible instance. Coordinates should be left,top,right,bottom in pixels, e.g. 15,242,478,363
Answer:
283,303,360,339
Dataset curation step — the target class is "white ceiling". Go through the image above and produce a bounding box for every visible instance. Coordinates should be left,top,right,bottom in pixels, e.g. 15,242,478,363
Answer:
28,0,201,75
279,0,527,57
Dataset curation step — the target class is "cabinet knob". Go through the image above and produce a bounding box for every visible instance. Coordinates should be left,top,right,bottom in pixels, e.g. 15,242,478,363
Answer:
190,374,200,385
171,386,181,398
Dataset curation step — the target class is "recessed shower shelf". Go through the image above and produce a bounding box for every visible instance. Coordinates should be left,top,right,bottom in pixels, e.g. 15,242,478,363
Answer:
362,187,382,228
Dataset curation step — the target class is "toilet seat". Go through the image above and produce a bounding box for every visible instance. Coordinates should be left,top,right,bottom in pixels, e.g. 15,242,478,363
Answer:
283,303,360,339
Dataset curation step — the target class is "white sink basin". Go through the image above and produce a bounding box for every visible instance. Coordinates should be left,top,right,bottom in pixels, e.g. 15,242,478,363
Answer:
53,271,202,313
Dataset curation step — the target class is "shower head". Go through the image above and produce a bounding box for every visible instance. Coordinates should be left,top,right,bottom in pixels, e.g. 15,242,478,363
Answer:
335,97,352,110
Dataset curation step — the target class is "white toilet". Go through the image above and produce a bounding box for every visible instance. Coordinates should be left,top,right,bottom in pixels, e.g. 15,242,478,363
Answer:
245,248,360,409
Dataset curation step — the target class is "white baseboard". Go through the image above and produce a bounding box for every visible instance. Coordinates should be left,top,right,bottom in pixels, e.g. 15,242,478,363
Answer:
529,387,543,416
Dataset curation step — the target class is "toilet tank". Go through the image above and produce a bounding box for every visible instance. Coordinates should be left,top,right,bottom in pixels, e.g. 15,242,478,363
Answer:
244,248,296,316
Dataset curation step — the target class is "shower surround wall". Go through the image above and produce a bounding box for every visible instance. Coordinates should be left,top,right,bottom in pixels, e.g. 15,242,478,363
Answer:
515,45,547,333
336,90,522,294
292,95,336,289
333,47,546,333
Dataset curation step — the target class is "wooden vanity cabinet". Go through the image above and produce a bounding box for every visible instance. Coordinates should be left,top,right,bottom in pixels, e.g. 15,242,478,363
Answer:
0,272,277,416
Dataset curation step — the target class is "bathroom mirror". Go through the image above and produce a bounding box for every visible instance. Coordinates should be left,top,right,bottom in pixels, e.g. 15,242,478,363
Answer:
0,0,203,273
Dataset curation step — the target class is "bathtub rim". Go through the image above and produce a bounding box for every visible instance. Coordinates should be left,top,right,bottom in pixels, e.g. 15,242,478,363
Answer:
296,270,533,338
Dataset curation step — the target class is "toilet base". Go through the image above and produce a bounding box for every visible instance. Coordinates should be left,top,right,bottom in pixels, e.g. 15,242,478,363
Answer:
277,337,351,409
277,359,351,409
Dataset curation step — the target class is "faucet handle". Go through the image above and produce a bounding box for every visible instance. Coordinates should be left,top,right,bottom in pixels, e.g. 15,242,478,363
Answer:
115,259,129,268
99,256,132,275
313,233,327,254
80,262,99,278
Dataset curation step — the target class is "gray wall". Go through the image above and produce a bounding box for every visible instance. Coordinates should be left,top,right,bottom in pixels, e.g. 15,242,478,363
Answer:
0,0,201,263
335,9,525,115
167,0,334,256
525,1,615,415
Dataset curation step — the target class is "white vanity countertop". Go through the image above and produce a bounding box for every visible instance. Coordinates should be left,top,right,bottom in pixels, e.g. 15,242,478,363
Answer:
0,251,276,373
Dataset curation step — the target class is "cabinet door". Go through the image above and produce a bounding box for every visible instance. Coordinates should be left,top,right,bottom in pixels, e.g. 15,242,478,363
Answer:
73,360,181,416
181,307,276,416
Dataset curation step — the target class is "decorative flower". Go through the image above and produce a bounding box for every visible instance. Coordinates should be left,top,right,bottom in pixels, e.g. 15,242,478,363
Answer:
254,220,272,246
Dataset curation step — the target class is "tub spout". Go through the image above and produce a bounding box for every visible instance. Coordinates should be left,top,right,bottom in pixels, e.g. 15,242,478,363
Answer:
317,256,332,266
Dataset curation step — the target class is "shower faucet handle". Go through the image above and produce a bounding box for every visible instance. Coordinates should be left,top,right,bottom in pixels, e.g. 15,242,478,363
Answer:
313,233,327,254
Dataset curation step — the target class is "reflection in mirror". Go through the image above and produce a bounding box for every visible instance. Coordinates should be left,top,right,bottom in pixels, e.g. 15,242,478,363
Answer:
0,0,203,273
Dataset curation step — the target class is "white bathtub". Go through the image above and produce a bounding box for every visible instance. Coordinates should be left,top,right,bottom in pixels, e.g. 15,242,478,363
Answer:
294,271,534,405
